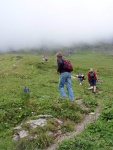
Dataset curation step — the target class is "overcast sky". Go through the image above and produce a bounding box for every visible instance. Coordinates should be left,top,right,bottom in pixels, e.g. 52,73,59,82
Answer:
0,0,113,51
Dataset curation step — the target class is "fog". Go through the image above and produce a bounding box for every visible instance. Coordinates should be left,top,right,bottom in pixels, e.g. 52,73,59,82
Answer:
0,0,113,52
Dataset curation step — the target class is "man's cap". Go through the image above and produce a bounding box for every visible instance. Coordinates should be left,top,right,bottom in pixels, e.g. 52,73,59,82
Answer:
56,52,62,57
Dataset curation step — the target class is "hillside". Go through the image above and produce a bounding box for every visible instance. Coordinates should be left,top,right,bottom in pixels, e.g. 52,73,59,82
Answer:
0,51,113,150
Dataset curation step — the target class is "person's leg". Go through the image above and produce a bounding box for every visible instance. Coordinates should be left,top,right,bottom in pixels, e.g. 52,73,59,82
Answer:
78,78,82,85
58,73,66,98
79,78,83,85
80,82,82,85
65,72,74,101
93,80,96,93
88,80,93,89
93,86,96,92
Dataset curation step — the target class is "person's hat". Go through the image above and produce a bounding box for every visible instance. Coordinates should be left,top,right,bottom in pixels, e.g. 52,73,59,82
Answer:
56,52,62,57
89,68,94,72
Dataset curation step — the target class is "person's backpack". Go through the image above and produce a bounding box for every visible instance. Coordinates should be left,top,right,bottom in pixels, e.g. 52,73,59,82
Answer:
63,59,73,72
89,71,95,78
78,74,84,79
78,74,82,78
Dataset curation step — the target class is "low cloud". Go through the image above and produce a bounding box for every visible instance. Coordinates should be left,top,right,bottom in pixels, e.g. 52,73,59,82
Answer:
0,0,113,51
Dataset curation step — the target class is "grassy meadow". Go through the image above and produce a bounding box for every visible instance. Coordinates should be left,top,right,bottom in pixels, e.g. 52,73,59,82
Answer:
0,50,113,150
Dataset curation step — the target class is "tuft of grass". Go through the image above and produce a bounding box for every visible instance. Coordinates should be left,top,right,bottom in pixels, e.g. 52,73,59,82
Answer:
45,118,59,132
60,120,75,133
83,96,98,108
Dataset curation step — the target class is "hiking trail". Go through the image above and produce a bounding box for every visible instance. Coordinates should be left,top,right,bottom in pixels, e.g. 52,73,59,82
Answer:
46,99,100,150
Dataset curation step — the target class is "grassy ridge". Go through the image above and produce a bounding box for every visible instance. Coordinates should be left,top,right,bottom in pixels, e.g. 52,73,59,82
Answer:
0,51,113,149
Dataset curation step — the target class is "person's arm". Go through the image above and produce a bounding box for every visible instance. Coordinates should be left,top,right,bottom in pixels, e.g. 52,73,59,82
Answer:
57,58,63,73
87,72,90,86
75,75,78,78
95,73,98,81
87,72,90,82
82,75,85,80
94,71,98,80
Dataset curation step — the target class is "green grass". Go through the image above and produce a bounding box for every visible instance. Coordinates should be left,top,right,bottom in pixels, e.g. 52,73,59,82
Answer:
0,50,113,149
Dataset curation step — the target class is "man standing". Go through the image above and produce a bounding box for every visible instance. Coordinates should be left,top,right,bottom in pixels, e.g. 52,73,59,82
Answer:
56,52,74,101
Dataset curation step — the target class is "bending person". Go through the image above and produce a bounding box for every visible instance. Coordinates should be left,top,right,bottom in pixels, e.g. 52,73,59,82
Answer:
87,68,98,94
75,73,85,85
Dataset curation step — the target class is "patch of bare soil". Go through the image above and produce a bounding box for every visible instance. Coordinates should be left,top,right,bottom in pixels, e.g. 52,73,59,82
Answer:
46,99,100,150
75,99,89,112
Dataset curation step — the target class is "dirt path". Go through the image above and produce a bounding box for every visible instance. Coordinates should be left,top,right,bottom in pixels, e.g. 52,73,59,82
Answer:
46,100,100,150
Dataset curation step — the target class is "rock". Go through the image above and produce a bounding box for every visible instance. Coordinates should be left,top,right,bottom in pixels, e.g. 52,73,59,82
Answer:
18,130,29,138
13,134,20,141
14,126,21,130
26,119,47,128
37,114,53,118
16,56,22,60
55,118,63,124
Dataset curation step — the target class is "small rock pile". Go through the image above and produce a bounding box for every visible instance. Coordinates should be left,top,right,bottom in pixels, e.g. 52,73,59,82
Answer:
13,114,63,141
